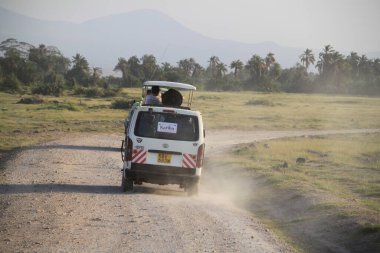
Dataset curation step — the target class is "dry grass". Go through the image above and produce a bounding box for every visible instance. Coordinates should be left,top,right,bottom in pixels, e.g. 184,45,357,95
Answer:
232,133,380,213
227,133,380,252
193,91,380,130
1,89,380,152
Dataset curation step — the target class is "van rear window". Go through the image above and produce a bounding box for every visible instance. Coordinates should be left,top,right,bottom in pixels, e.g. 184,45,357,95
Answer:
134,112,199,141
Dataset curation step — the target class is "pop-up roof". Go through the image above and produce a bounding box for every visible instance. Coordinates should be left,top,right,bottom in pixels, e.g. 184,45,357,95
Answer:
142,81,196,108
143,81,196,90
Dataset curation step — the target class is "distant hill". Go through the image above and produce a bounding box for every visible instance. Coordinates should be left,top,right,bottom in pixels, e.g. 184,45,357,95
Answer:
1,7,379,75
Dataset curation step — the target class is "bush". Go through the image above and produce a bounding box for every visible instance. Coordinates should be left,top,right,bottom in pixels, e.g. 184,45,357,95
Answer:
31,82,63,96
102,88,120,97
0,74,23,93
246,99,275,106
36,102,80,111
74,87,120,97
17,95,44,104
110,99,134,109
84,87,103,97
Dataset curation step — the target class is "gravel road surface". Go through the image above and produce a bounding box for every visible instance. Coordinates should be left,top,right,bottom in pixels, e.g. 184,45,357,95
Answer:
1,129,378,252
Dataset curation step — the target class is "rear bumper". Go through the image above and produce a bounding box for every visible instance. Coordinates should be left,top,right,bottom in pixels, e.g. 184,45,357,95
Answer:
127,163,199,185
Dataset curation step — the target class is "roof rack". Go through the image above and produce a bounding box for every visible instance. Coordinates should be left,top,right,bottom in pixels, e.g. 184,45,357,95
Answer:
142,81,196,108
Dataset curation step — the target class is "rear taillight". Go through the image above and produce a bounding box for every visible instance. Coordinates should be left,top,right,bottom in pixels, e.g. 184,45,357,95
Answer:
126,137,133,161
196,144,205,168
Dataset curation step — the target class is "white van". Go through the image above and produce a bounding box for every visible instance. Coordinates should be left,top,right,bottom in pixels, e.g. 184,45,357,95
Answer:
121,81,205,195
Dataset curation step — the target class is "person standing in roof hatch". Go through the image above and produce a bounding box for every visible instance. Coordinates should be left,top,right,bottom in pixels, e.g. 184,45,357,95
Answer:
145,85,162,105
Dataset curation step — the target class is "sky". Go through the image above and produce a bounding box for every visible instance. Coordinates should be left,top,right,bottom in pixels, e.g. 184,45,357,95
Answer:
1,0,379,54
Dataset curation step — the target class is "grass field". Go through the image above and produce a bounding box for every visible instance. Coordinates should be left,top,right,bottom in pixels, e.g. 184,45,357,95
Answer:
1,89,380,152
233,133,380,213
204,132,380,252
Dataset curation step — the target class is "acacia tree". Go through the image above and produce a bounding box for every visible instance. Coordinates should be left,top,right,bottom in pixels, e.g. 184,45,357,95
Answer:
29,44,70,80
0,38,33,58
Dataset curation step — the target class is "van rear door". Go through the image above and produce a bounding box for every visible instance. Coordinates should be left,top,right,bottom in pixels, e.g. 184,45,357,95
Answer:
132,111,200,168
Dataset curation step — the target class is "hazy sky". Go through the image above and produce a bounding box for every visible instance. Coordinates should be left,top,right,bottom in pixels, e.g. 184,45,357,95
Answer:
1,0,379,53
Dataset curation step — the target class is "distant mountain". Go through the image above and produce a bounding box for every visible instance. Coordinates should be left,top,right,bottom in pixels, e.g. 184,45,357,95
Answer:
4,7,376,76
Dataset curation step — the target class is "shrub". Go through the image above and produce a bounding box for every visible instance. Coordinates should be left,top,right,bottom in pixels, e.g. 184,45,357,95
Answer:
36,102,80,111
0,74,23,93
74,87,120,98
111,99,134,109
17,95,44,104
102,88,120,97
31,82,63,96
246,99,275,106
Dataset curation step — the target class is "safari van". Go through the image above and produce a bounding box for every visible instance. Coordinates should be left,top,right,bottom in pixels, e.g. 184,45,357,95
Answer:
121,81,205,195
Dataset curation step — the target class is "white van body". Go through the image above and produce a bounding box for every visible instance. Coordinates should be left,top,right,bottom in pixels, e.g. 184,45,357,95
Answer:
121,81,205,195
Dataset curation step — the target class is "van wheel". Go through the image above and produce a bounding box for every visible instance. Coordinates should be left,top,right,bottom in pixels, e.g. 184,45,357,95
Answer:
121,172,134,192
186,181,199,196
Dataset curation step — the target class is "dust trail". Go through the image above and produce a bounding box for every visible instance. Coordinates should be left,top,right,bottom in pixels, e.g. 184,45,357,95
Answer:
200,128,380,253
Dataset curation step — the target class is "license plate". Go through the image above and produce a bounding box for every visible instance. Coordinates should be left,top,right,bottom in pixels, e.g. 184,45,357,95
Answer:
157,153,172,164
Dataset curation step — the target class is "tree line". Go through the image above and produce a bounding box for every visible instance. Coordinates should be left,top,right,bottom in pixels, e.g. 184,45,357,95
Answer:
0,38,379,96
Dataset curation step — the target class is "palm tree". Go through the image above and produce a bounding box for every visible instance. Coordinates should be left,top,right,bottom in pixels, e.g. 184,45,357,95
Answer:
230,60,243,78
69,53,90,85
113,57,129,85
246,54,266,81
316,45,334,75
347,52,360,77
265,52,276,71
91,67,102,86
299,49,315,71
208,56,220,79
358,55,369,76
215,62,227,80
192,63,204,79
330,51,344,88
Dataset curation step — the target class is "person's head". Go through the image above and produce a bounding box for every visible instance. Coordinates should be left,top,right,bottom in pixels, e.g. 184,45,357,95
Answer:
152,86,160,96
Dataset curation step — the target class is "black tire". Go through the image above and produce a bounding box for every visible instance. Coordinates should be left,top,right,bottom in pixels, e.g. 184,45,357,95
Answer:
185,181,199,196
121,171,134,192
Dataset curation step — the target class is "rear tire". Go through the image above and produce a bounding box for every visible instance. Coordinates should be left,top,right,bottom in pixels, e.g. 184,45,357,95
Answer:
121,171,134,192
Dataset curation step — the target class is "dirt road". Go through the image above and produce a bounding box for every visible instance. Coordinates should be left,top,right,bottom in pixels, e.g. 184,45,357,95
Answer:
1,129,378,252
